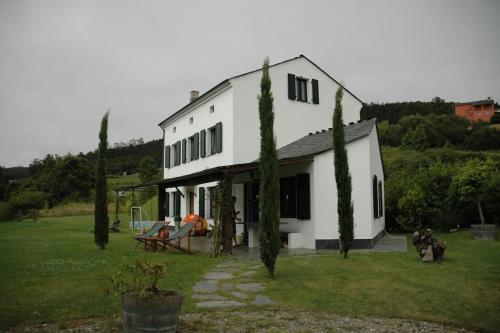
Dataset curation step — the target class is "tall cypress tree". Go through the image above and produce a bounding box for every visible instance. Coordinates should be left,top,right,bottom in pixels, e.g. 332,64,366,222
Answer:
332,87,354,258
94,111,110,249
258,58,280,277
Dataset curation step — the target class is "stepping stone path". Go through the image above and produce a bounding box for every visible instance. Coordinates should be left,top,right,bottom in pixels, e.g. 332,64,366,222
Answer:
192,259,274,308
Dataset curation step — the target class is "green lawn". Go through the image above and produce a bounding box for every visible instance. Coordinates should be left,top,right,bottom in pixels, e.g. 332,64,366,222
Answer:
0,215,221,330
259,230,500,332
1,216,499,332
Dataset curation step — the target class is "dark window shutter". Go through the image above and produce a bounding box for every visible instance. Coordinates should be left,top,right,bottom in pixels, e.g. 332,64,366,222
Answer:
182,139,187,163
164,146,170,168
200,130,206,158
296,173,310,219
165,192,170,216
373,175,379,218
312,79,319,104
199,187,205,218
193,132,199,160
288,73,296,100
215,122,223,153
378,181,383,217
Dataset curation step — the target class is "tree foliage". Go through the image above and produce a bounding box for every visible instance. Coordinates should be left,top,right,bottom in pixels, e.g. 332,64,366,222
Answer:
94,112,110,249
449,159,494,225
332,87,354,258
401,125,429,151
383,147,500,231
258,58,280,277
137,156,160,184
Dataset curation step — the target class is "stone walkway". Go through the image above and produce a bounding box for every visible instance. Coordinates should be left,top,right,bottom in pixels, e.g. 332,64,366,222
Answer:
192,259,274,309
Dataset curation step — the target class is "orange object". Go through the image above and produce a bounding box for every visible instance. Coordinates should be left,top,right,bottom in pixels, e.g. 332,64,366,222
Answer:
182,214,208,236
159,229,169,239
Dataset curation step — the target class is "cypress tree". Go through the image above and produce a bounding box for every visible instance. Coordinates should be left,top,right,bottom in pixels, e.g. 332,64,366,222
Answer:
94,111,110,249
258,58,280,277
332,88,354,258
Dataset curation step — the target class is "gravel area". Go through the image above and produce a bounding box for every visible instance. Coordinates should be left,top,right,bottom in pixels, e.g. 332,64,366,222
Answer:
180,310,474,333
6,311,475,333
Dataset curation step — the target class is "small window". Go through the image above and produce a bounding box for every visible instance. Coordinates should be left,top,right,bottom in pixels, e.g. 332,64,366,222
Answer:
189,117,194,124
296,78,307,102
210,105,215,113
173,126,176,133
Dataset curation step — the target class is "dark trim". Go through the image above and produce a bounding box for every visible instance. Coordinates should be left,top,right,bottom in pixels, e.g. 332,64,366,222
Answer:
315,229,385,250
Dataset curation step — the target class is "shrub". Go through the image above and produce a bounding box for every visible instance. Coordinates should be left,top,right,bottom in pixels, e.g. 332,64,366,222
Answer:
401,125,429,151
7,191,45,220
490,113,500,124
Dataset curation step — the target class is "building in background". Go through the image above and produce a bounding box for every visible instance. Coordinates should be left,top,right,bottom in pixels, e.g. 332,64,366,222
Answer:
454,98,495,122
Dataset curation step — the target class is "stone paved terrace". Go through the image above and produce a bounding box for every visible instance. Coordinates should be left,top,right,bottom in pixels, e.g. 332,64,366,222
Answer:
172,229,407,257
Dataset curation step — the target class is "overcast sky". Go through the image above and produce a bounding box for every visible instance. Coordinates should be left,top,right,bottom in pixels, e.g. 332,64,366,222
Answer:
1,0,499,167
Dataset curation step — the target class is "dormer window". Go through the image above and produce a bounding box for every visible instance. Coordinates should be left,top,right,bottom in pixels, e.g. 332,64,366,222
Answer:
296,78,308,102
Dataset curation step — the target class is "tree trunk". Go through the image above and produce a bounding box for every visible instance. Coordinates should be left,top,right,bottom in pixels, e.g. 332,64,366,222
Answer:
222,175,233,255
477,197,485,225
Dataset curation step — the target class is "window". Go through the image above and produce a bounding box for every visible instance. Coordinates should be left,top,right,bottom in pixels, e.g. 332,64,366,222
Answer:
164,146,171,168
182,139,187,163
173,126,176,133
188,136,195,161
199,187,205,218
296,78,308,102
173,141,181,166
210,105,215,113
280,177,297,218
189,117,194,124
210,127,217,154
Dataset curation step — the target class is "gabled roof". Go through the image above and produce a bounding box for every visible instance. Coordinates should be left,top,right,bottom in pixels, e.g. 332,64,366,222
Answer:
158,55,364,127
455,99,494,107
275,118,377,160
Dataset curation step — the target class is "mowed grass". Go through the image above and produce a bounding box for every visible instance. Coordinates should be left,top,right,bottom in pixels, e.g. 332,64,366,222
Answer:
260,230,500,332
0,215,220,329
1,216,499,332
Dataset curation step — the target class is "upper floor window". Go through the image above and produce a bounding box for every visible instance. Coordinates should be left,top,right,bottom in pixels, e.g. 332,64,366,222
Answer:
189,117,194,124
296,78,308,102
288,73,319,104
210,105,215,113
173,126,176,133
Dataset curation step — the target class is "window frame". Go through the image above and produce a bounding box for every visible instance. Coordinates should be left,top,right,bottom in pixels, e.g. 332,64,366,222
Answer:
296,77,308,102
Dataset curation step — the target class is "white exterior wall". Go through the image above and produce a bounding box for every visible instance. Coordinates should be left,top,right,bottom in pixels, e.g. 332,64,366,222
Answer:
231,56,362,164
369,127,385,238
313,133,379,243
162,87,234,179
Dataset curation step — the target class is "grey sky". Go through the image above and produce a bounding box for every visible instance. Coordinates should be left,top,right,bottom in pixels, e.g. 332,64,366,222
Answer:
1,0,499,167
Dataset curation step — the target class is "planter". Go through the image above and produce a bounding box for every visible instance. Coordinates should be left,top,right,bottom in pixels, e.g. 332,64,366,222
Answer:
122,291,183,333
471,224,497,240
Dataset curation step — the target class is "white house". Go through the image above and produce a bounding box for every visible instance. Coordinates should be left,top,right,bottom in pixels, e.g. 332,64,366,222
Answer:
156,55,385,250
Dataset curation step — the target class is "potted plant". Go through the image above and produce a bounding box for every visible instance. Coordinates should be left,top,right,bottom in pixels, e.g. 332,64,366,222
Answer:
110,258,183,333
451,159,496,240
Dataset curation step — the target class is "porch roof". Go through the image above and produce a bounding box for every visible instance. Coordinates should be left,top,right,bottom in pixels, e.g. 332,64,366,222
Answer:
118,156,313,191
